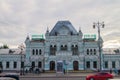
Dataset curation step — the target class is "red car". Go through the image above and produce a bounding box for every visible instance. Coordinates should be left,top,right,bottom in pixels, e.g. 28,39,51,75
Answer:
86,72,113,80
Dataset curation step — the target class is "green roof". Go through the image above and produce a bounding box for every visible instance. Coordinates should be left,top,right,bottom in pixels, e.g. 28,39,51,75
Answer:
83,34,96,40
32,34,44,40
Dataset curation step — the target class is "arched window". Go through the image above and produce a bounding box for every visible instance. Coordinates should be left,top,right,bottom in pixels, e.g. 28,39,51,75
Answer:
90,49,92,55
87,49,89,55
0,62,3,69
31,61,35,68
39,49,42,55
38,61,42,68
71,31,73,35
50,45,52,48
32,49,35,55
75,45,78,48
61,45,63,50
50,45,56,55
94,49,96,55
86,61,90,68
61,45,67,51
36,49,38,55
72,45,74,48
72,45,78,55
64,45,67,50
65,45,67,48
55,32,57,36
93,61,97,68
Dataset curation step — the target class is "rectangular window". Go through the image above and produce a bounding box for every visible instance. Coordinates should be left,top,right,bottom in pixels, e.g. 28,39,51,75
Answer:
50,46,56,55
93,61,97,68
105,61,108,68
6,62,9,68
119,61,120,67
71,45,78,55
31,61,35,68
38,61,42,68
21,62,24,68
86,61,90,68
0,62,2,68
72,48,78,55
14,62,17,68
112,61,115,68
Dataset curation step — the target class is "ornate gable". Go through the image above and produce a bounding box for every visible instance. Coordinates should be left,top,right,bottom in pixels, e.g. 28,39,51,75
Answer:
49,21,78,36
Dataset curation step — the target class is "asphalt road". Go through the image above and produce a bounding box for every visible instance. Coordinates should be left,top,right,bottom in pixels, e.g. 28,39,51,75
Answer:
20,73,87,80
20,76,85,80
19,72,120,80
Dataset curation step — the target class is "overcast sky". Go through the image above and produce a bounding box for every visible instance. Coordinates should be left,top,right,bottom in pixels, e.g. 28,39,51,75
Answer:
0,0,120,48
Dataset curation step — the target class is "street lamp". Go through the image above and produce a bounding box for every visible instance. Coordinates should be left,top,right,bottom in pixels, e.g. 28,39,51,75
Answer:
82,40,85,70
93,21,104,71
18,43,25,75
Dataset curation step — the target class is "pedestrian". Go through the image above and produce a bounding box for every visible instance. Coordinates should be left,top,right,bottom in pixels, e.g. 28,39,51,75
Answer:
25,69,28,73
118,69,120,75
63,69,65,74
110,69,112,74
114,68,118,75
98,69,100,72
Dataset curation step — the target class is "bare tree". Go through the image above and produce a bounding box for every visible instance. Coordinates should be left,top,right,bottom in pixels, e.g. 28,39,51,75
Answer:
0,44,9,49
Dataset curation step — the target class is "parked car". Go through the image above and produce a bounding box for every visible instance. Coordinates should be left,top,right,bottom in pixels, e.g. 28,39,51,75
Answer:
109,79,120,80
86,72,113,80
0,73,19,80
0,77,16,80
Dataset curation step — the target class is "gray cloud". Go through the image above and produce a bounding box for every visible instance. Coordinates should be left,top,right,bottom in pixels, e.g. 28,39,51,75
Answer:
0,0,120,48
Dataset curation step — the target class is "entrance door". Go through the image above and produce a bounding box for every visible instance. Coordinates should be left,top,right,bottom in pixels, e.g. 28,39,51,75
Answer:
50,61,55,70
73,61,79,70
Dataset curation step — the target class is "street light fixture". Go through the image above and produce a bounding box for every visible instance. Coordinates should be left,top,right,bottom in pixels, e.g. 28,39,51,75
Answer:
18,43,25,75
93,21,105,71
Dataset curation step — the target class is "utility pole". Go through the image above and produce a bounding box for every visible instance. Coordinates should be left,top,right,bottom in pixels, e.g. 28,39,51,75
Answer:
18,43,25,75
93,21,104,71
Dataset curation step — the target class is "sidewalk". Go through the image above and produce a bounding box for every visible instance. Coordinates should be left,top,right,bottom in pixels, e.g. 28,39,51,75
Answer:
20,72,94,77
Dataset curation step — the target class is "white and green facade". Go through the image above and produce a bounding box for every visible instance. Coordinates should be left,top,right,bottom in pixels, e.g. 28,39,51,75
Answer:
0,21,120,72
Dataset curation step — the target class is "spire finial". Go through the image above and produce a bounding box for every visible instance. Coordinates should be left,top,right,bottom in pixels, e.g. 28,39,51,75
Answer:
79,27,81,32
47,27,49,32
26,33,30,40
27,36,29,40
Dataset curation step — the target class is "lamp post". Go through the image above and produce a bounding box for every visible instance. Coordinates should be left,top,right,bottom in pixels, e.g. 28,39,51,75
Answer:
93,21,104,71
82,40,85,70
18,43,25,75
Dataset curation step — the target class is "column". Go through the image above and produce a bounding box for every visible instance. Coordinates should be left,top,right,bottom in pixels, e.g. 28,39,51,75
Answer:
57,43,60,51
91,61,93,69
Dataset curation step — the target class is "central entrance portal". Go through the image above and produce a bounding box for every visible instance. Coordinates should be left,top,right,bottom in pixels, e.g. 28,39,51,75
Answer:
50,61,55,70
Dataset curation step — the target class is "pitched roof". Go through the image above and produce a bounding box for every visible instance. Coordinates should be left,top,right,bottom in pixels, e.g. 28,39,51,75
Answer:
49,21,78,36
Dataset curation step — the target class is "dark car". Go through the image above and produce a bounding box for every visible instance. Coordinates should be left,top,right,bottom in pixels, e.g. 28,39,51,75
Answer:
0,77,16,80
0,73,19,80
86,72,113,80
